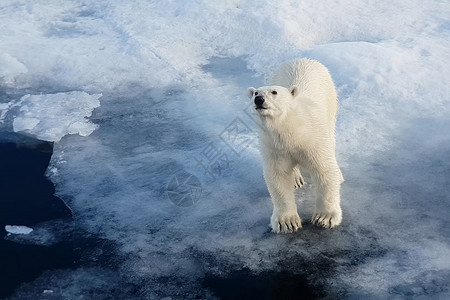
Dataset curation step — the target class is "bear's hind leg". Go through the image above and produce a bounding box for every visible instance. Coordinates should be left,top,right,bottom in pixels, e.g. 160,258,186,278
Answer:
293,165,305,189
311,165,343,228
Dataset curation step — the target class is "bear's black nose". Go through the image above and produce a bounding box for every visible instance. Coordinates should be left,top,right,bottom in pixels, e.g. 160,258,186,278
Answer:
254,95,265,107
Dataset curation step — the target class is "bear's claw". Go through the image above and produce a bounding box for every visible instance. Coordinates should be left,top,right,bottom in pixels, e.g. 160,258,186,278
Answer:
271,213,302,234
293,167,305,189
312,210,342,228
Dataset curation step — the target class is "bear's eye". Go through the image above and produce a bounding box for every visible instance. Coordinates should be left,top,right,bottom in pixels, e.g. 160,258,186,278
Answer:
271,90,277,95
254,92,259,96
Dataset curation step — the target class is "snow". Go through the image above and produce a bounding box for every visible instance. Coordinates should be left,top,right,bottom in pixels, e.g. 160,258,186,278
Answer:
0,53,28,87
10,92,101,142
1,0,449,298
5,225,33,235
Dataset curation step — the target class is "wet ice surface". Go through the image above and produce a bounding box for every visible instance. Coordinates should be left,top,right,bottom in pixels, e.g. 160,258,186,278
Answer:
1,0,450,298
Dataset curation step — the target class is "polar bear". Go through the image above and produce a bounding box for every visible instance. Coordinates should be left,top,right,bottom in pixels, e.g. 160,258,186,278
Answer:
247,58,343,234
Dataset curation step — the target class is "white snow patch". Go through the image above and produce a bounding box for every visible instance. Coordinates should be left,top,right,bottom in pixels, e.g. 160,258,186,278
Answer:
11,92,101,142
0,53,28,86
13,117,40,132
5,225,33,235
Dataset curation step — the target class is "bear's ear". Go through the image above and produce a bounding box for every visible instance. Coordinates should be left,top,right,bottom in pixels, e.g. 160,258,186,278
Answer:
290,86,298,97
247,87,256,99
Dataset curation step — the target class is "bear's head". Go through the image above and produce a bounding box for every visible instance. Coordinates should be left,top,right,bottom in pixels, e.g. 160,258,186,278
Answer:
247,85,298,119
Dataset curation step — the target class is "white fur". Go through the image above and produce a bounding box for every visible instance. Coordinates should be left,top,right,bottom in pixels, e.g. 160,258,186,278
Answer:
247,58,344,234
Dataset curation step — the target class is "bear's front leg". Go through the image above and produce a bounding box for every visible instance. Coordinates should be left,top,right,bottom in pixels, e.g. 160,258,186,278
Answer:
264,162,302,233
311,165,343,228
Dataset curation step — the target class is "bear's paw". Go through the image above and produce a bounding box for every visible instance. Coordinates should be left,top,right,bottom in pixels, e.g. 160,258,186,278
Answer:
271,212,302,234
312,209,342,228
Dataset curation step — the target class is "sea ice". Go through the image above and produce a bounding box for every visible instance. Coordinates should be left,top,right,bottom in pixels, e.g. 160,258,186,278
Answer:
1,0,449,298
5,225,33,235
10,92,101,142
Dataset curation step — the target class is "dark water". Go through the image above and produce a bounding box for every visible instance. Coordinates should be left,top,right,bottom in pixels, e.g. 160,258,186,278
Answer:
204,269,317,299
0,134,71,227
0,133,73,298
0,133,318,299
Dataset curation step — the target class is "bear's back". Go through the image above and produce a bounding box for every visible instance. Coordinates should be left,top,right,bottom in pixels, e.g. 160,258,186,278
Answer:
270,58,338,124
